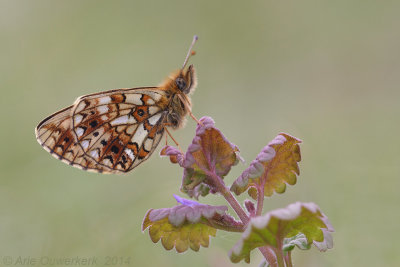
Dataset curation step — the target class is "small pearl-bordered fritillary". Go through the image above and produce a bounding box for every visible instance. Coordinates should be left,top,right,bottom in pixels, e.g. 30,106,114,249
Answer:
35,36,199,174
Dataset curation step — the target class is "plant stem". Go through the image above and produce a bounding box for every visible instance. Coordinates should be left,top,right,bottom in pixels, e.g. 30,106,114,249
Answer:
256,184,264,216
206,218,245,232
274,239,285,267
276,251,285,267
222,188,250,224
259,247,278,267
284,251,293,267
207,171,278,266
208,171,249,224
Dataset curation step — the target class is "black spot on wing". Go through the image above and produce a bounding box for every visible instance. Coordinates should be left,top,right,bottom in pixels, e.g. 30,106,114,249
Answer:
111,145,119,154
89,120,98,128
101,139,107,146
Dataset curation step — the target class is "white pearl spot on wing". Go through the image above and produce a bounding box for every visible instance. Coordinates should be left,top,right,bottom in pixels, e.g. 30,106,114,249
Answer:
74,114,83,125
75,101,87,113
103,158,112,166
76,127,85,137
148,113,162,126
126,125,137,135
125,148,136,161
97,105,109,114
146,98,155,105
98,96,112,105
130,124,147,146
148,106,160,115
125,94,143,105
90,150,99,159
81,140,90,150
144,138,153,152
111,115,128,125
110,115,137,126
147,92,162,101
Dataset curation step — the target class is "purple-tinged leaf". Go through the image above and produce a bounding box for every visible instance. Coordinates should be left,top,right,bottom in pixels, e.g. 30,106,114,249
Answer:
244,200,256,216
229,202,334,263
184,116,241,187
162,116,242,198
142,196,243,253
231,133,301,198
160,145,184,166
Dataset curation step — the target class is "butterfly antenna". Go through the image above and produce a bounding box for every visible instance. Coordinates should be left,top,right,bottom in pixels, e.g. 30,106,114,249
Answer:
182,35,198,69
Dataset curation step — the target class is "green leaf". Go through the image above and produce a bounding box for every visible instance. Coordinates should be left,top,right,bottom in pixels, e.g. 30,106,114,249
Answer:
229,202,334,263
142,198,239,252
142,214,215,252
231,133,301,198
283,233,311,251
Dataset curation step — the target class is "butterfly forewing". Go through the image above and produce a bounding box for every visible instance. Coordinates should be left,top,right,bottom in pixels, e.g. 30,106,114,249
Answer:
36,88,168,174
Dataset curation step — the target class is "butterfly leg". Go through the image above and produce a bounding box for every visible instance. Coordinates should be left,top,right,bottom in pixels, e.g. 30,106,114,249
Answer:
188,110,202,125
164,126,183,153
177,94,203,126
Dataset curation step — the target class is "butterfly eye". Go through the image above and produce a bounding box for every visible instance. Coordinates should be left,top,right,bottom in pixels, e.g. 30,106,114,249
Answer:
175,77,186,91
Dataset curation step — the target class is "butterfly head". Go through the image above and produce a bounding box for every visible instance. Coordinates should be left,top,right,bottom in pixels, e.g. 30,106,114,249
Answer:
175,64,197,95
174,35,198,95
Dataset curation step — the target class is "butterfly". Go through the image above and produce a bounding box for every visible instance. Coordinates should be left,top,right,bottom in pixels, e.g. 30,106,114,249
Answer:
35,36,199,174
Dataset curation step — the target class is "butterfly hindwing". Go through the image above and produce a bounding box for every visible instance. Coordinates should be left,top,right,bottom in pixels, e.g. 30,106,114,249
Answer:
34,105,105,172
35,105,74,157
36,88,168,174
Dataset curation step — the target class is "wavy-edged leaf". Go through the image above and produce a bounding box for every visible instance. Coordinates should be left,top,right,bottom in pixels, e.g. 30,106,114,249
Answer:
313,228,334,252
142,196,242,252
229,202,334,263
283,233,311,251
231,133,301,198
161,116,242,198
183,117,242,198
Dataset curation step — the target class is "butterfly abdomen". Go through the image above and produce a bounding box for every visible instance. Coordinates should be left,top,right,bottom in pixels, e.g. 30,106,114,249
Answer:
166,94,190,129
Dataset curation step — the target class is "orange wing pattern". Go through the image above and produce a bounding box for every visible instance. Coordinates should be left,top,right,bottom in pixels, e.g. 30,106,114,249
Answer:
35,88,168,174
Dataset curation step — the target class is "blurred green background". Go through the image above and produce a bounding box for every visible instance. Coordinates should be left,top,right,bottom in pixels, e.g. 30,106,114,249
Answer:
1,0,399,266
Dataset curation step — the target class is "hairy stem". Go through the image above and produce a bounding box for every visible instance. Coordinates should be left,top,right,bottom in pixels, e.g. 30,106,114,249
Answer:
206,218,245,232
256,184,265,216
259,247,278,267
275,248,285,267
274,238,285,267
208,171,249,224
284,251,293,267
207,171,279,266
222,188,250,224
206,170,283,266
